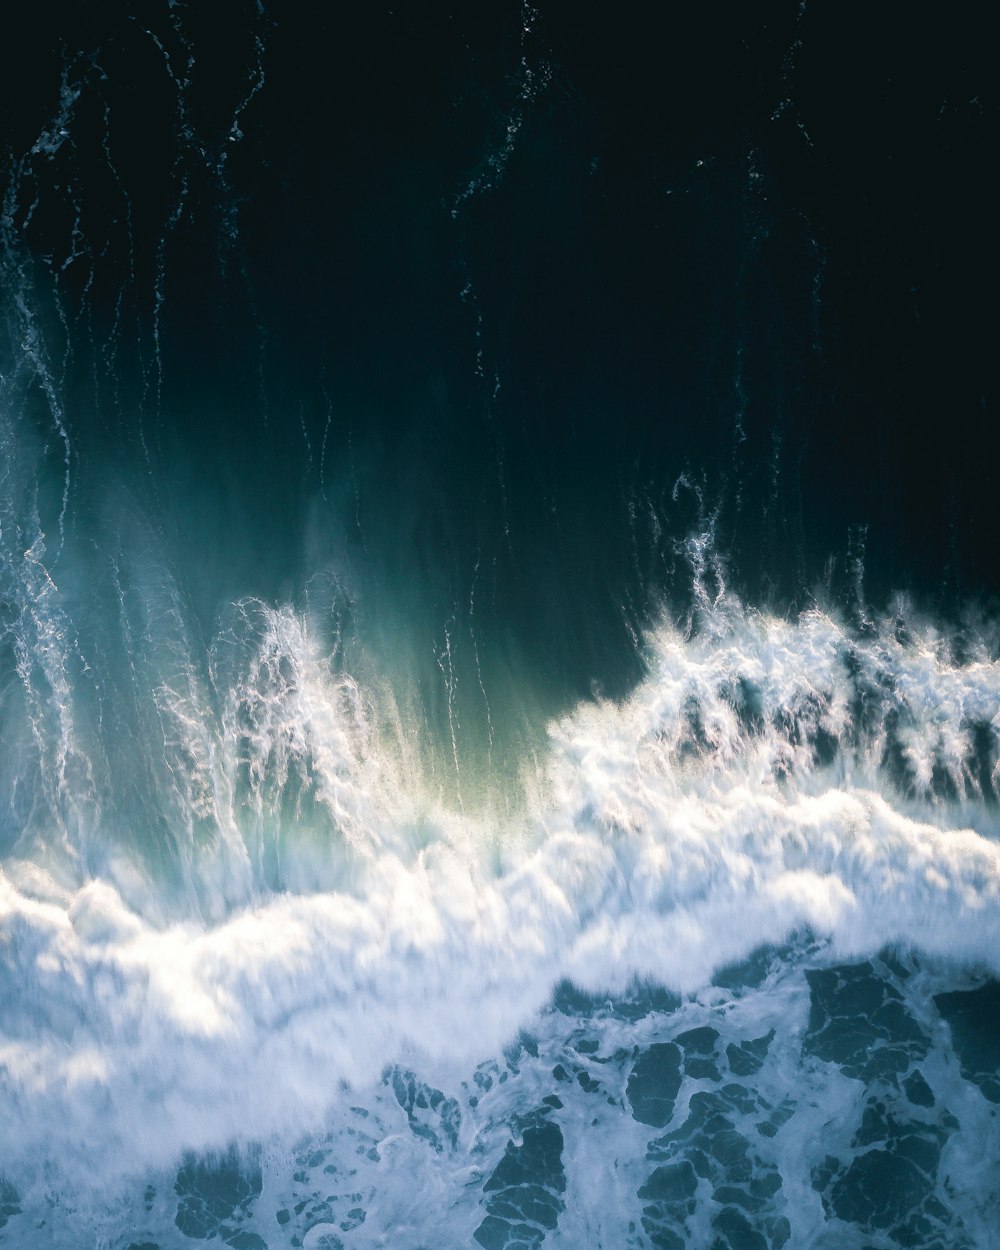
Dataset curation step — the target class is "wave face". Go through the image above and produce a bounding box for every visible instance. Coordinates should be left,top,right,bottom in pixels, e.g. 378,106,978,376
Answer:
2,2,999,1248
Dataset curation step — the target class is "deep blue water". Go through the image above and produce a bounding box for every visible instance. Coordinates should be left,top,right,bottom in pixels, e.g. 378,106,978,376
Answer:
1,3,998,1247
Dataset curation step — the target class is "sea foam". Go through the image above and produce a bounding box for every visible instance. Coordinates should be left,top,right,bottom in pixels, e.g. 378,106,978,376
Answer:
2,590,998,1203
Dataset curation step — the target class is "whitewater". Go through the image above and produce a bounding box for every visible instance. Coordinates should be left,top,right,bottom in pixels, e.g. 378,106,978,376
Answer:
2,545,999,1246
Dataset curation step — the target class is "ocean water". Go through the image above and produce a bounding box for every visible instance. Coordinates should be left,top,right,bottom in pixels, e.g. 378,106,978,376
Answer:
2,3,998,1248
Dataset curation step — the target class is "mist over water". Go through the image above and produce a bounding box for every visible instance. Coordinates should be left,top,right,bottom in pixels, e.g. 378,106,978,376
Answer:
2,3,999,1247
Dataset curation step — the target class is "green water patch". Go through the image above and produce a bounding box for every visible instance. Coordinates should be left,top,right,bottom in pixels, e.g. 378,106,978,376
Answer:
810,1097,968,1249
474,1109,566,1250
173,1146,263,1244
0,1177,21,1232
642,1084,791,1250
801,958,990,1248
550,978,683,1023
627,1044,684,1129
803,960,930,1084
934,981,1000,1104
389,1068,462,1154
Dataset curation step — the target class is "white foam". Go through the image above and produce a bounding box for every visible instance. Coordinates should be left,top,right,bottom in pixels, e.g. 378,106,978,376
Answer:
2,598,999,1197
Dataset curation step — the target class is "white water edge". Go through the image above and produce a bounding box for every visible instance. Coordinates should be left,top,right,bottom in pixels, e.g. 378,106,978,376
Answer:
2,588,999,1194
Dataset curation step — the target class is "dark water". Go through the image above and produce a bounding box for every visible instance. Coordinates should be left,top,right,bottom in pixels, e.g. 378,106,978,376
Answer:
1,3,998,1247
